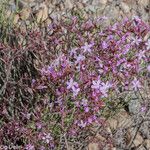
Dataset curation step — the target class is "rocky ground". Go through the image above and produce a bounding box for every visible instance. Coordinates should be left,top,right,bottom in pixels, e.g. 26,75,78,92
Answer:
4,0,150,149
6,0,150,27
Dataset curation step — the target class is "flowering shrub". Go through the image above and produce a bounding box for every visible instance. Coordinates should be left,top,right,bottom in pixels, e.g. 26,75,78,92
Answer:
0,15,149,149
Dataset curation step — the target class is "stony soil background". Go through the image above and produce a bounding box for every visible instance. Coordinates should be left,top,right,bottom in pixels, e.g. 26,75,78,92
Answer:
7,0,150,27
4,0,150,150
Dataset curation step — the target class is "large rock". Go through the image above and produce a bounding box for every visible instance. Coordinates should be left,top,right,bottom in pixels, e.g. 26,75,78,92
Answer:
13,14,20,24
120,2,130,13
36,3,48,23
20,7,31,20
65,0,74,9
92,0,107,5
88,143,99,150
144,140,150,149
138,0,150,7
133,133,144,147
128,98,141,115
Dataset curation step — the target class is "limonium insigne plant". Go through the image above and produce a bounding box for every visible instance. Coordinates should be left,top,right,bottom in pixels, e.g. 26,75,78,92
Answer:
0,15,149,149
31,16,149,149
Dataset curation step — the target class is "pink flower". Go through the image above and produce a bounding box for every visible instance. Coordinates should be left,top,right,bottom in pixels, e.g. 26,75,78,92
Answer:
78,120,87,128
40,146,46,150
25,144,35,150
95,57,103,68
82,20,94,29
100,81,112,97
84,107,89,112
131,78,141,91
91,79,111,97
122,44,130,54
67,78,80,97
107,35,114,40
91,79,101,90
81,99,88,106
145,39,150,50
140,106,147,112
42,133,53,144
137,51,146,60
67,78,78,90
111,23,118,30
72,87,80,97
36,122,42,130
41,68,48,75
147,65,150,72
131,36,142,45
75,101,80,107
98,69,104,74
75,54,85,64
133,16,141,22
87,117,93,124
81,42,94,53
70,48,78,56
76,64,86,71
31,79,36,84
102,41,108,49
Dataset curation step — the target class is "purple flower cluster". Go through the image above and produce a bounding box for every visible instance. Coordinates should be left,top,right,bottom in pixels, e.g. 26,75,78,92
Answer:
34,16,149,133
